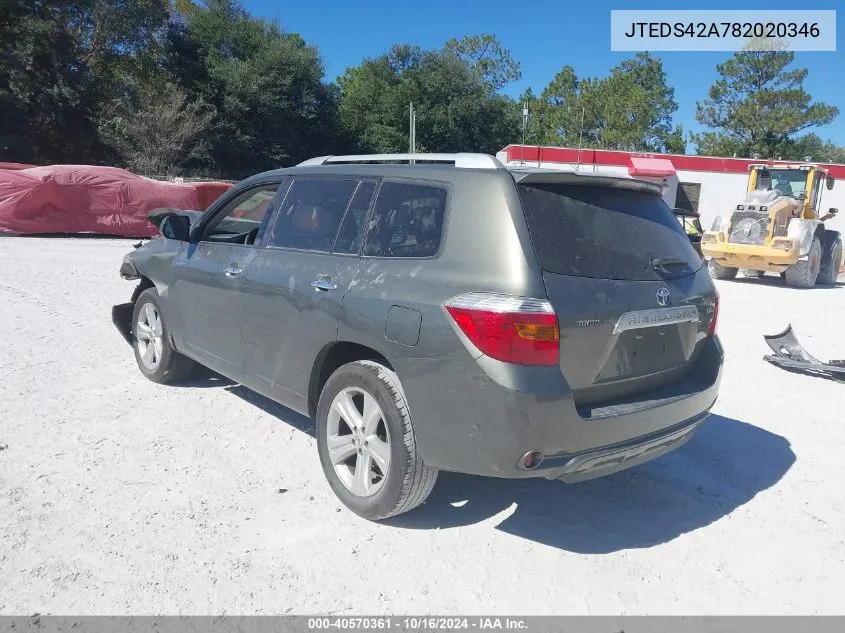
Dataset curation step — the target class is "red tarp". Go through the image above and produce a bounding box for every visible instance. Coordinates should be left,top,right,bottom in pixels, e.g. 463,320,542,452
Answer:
0,165,232,237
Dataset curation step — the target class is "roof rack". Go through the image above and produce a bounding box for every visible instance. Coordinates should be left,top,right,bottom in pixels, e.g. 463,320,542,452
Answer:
296,153,504,170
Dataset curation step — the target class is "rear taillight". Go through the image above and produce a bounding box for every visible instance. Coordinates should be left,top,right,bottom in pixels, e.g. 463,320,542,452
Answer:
707,292,719,337
444,293,559,366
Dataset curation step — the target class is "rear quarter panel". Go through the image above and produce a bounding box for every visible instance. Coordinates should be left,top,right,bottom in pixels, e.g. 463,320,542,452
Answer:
336,170,550,469
336,170,543,361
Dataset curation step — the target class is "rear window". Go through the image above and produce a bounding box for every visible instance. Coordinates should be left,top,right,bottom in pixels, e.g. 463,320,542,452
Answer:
363,181,448,258
517,183,702,281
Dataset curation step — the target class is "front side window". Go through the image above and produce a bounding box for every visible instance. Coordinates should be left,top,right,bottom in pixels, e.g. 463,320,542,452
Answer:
201,183,282,245
363,181,448,258
268,178,359,252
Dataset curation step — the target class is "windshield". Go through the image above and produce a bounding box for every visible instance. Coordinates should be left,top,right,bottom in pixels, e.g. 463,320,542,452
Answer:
758,169,808,198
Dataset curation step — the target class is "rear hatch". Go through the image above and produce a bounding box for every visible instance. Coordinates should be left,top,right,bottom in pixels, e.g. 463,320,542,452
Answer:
514,172,716,406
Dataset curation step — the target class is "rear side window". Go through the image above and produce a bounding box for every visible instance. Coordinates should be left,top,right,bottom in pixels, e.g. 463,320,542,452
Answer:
363,181,448,258
268,178,359,252
517,183,702,281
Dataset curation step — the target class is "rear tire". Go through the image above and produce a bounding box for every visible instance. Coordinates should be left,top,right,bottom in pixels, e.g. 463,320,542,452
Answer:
818,237,842,286
708,259,738,280
784,237,822,289
316,360,438,520
740,269,765,278
132,288,196,383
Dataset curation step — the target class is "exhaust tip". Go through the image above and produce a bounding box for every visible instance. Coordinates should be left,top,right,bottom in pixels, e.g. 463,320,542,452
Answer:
518,450,545,471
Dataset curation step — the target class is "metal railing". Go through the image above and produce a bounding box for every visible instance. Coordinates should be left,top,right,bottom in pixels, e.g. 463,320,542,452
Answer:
297,153,504,170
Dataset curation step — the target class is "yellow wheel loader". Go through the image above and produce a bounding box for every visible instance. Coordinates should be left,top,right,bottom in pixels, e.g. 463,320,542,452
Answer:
701,163,842,288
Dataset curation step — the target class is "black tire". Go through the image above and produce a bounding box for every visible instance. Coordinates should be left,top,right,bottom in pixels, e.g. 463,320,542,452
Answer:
784,237,822,289
708,259,738,280
740,269,765,278
316,360,438,520
818,237,843,286
131,288,195,383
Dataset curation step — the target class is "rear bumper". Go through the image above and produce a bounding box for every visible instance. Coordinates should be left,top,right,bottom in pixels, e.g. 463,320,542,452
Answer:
547,413,706,483
393,335,723,481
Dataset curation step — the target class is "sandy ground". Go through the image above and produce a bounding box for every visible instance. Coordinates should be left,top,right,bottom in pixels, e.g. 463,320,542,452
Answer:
1,236,844,616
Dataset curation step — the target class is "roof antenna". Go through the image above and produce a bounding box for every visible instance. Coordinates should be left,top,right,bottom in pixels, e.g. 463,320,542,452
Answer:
575,105,585,172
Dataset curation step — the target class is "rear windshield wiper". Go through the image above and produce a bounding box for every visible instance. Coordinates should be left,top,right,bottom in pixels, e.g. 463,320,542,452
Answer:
650,257,689,273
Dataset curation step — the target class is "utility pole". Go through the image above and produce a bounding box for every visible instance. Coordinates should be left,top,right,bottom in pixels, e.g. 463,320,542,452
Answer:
521,102,529,165
575,106,585,171
409,102,416,162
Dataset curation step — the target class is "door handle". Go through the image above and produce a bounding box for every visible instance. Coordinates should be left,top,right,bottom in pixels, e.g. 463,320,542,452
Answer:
311,277,338,291
224,265,243,278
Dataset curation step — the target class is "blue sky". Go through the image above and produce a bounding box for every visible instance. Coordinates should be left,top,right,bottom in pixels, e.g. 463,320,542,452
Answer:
244,0,844,153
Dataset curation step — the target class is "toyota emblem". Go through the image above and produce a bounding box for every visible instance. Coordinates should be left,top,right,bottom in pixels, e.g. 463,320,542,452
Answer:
656,287,671,307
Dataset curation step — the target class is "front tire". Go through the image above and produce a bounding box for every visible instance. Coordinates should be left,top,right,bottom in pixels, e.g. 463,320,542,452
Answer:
708,259,738,280
818,237,842,286
131,288,195,383
316,360,438,520
784,237,822,288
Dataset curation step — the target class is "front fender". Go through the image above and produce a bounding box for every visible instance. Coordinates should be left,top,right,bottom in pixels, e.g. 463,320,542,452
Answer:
117,238,184,317
787,218,819,258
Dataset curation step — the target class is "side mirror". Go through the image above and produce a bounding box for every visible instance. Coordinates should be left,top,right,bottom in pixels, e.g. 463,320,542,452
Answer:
829,208,839,216
161,214,191,241
827,175,835,190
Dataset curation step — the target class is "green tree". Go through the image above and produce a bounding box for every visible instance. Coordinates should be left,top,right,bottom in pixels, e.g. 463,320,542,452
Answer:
70,0,169,85
610,53,685,153
444,34,521,91
1,0,95,163
526,53,684,153
99,81,216,175
778,134,845,163
693,48,839,158
0,0,170,164
338,44,521,155
529,66,581,146
166,0,344,178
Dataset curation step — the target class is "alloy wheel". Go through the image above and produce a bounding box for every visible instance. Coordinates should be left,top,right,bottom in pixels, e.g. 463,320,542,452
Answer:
135,302,164,371
325,387,391,497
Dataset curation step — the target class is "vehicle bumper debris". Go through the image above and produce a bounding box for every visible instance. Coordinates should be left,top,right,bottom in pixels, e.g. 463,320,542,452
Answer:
112,303,134,345
764,324,845,380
